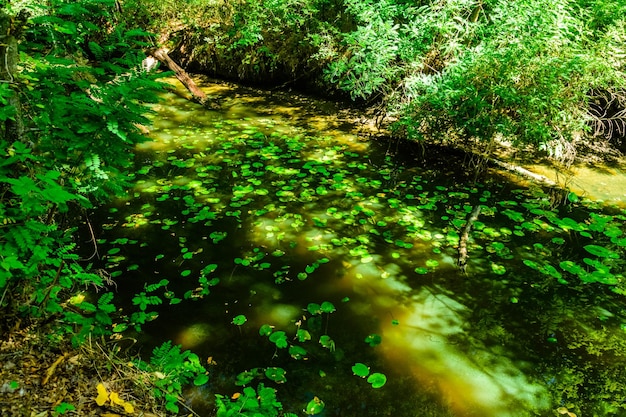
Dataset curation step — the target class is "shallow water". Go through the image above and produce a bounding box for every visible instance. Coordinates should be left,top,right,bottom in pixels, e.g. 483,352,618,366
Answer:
92,78,626,417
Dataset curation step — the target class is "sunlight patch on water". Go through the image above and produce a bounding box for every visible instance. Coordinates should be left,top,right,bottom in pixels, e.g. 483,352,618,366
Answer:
317,254,551,416
523,161,626,205
176,323,214,349
381,288,550,417
256,303,302,327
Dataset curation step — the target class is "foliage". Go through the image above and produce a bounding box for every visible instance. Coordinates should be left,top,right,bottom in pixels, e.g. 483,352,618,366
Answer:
95,107,626,414
124,0,340,82
129,0,626,156
0,0,164,347
215,383,298,417
135,341,209,413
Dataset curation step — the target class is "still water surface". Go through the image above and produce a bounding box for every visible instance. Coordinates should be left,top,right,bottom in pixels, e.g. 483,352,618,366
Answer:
95,78,626,417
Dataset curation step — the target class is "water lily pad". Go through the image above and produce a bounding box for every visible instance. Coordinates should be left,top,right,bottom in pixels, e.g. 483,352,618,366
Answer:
364,333,382,346
269,331,288,348
265,367,287,383
289,345,307,360
367,372,387,388
232,314,247,326
352,362,370,377
305,397,325,415
259,324,273,336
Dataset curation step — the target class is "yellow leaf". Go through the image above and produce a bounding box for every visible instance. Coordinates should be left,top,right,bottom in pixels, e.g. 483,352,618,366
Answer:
96,383,109,406
109,391,123,405
109,391,134,414
122,402,135,413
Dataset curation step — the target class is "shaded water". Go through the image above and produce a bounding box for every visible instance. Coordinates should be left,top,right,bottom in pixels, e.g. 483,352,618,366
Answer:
93,78,626,417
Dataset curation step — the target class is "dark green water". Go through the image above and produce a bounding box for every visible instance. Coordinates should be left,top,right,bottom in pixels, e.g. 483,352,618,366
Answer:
91,79,626,417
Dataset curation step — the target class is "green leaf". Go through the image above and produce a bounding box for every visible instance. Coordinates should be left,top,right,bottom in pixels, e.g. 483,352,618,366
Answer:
289,345,307,360
265,367,287,383
364,333,382,346
259,324,273,336
232,314,247,326
296,329,311,342
269,331,288,348
583,244,619,259
113,323,128,333
352,362,370,377
319,335,334,350
320,301,336,314
194,374,209,386
367,372,387,388
307,303,322,315
305,397,325,415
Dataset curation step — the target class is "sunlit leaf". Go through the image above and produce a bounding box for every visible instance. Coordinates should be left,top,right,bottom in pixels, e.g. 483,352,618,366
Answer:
352,362,370,377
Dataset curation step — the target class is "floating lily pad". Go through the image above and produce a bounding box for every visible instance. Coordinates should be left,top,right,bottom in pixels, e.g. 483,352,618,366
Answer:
352,362,370,377
367,372,387,388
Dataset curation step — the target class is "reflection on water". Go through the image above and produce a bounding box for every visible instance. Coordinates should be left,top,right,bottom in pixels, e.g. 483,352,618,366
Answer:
525,161,626,204
382,288,549,416
94,77,626,417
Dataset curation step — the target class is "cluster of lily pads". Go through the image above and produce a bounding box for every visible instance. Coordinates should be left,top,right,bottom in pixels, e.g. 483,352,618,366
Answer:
95,116,626,415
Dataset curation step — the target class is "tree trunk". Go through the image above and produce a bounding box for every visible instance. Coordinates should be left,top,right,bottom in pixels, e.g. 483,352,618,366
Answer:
151,48,210,106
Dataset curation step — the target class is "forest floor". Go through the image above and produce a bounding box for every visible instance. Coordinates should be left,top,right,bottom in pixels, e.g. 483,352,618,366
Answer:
0,318,166,417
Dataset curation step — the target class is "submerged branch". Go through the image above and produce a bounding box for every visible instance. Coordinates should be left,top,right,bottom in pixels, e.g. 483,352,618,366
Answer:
458,205,481,274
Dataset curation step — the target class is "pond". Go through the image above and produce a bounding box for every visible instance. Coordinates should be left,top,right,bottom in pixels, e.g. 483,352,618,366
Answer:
91,77,626,417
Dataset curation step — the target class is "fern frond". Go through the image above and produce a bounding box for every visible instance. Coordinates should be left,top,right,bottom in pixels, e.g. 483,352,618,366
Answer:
6,224,37,253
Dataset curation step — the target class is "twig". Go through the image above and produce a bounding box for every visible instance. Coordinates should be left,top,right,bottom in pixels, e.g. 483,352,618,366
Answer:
81,214,100,261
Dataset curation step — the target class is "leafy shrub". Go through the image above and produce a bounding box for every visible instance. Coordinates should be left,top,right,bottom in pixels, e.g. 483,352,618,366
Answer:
136,341,209,413
215,383,297,417
0,0,163,345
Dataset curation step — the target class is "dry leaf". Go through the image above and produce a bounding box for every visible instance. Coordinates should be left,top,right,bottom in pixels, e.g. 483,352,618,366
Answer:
42,353,69,386
68,354,81,365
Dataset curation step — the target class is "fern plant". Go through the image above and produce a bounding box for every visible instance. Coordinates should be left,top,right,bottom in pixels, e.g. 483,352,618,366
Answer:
0,0,164,345
135,341,209,413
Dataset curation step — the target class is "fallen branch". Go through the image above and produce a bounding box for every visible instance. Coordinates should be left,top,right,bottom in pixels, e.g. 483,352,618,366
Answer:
490,158,557,187
458,205,481,274
151,48,209,106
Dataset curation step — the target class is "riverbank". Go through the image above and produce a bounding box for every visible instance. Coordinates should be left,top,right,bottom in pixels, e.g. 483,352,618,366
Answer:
0,321,167,416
